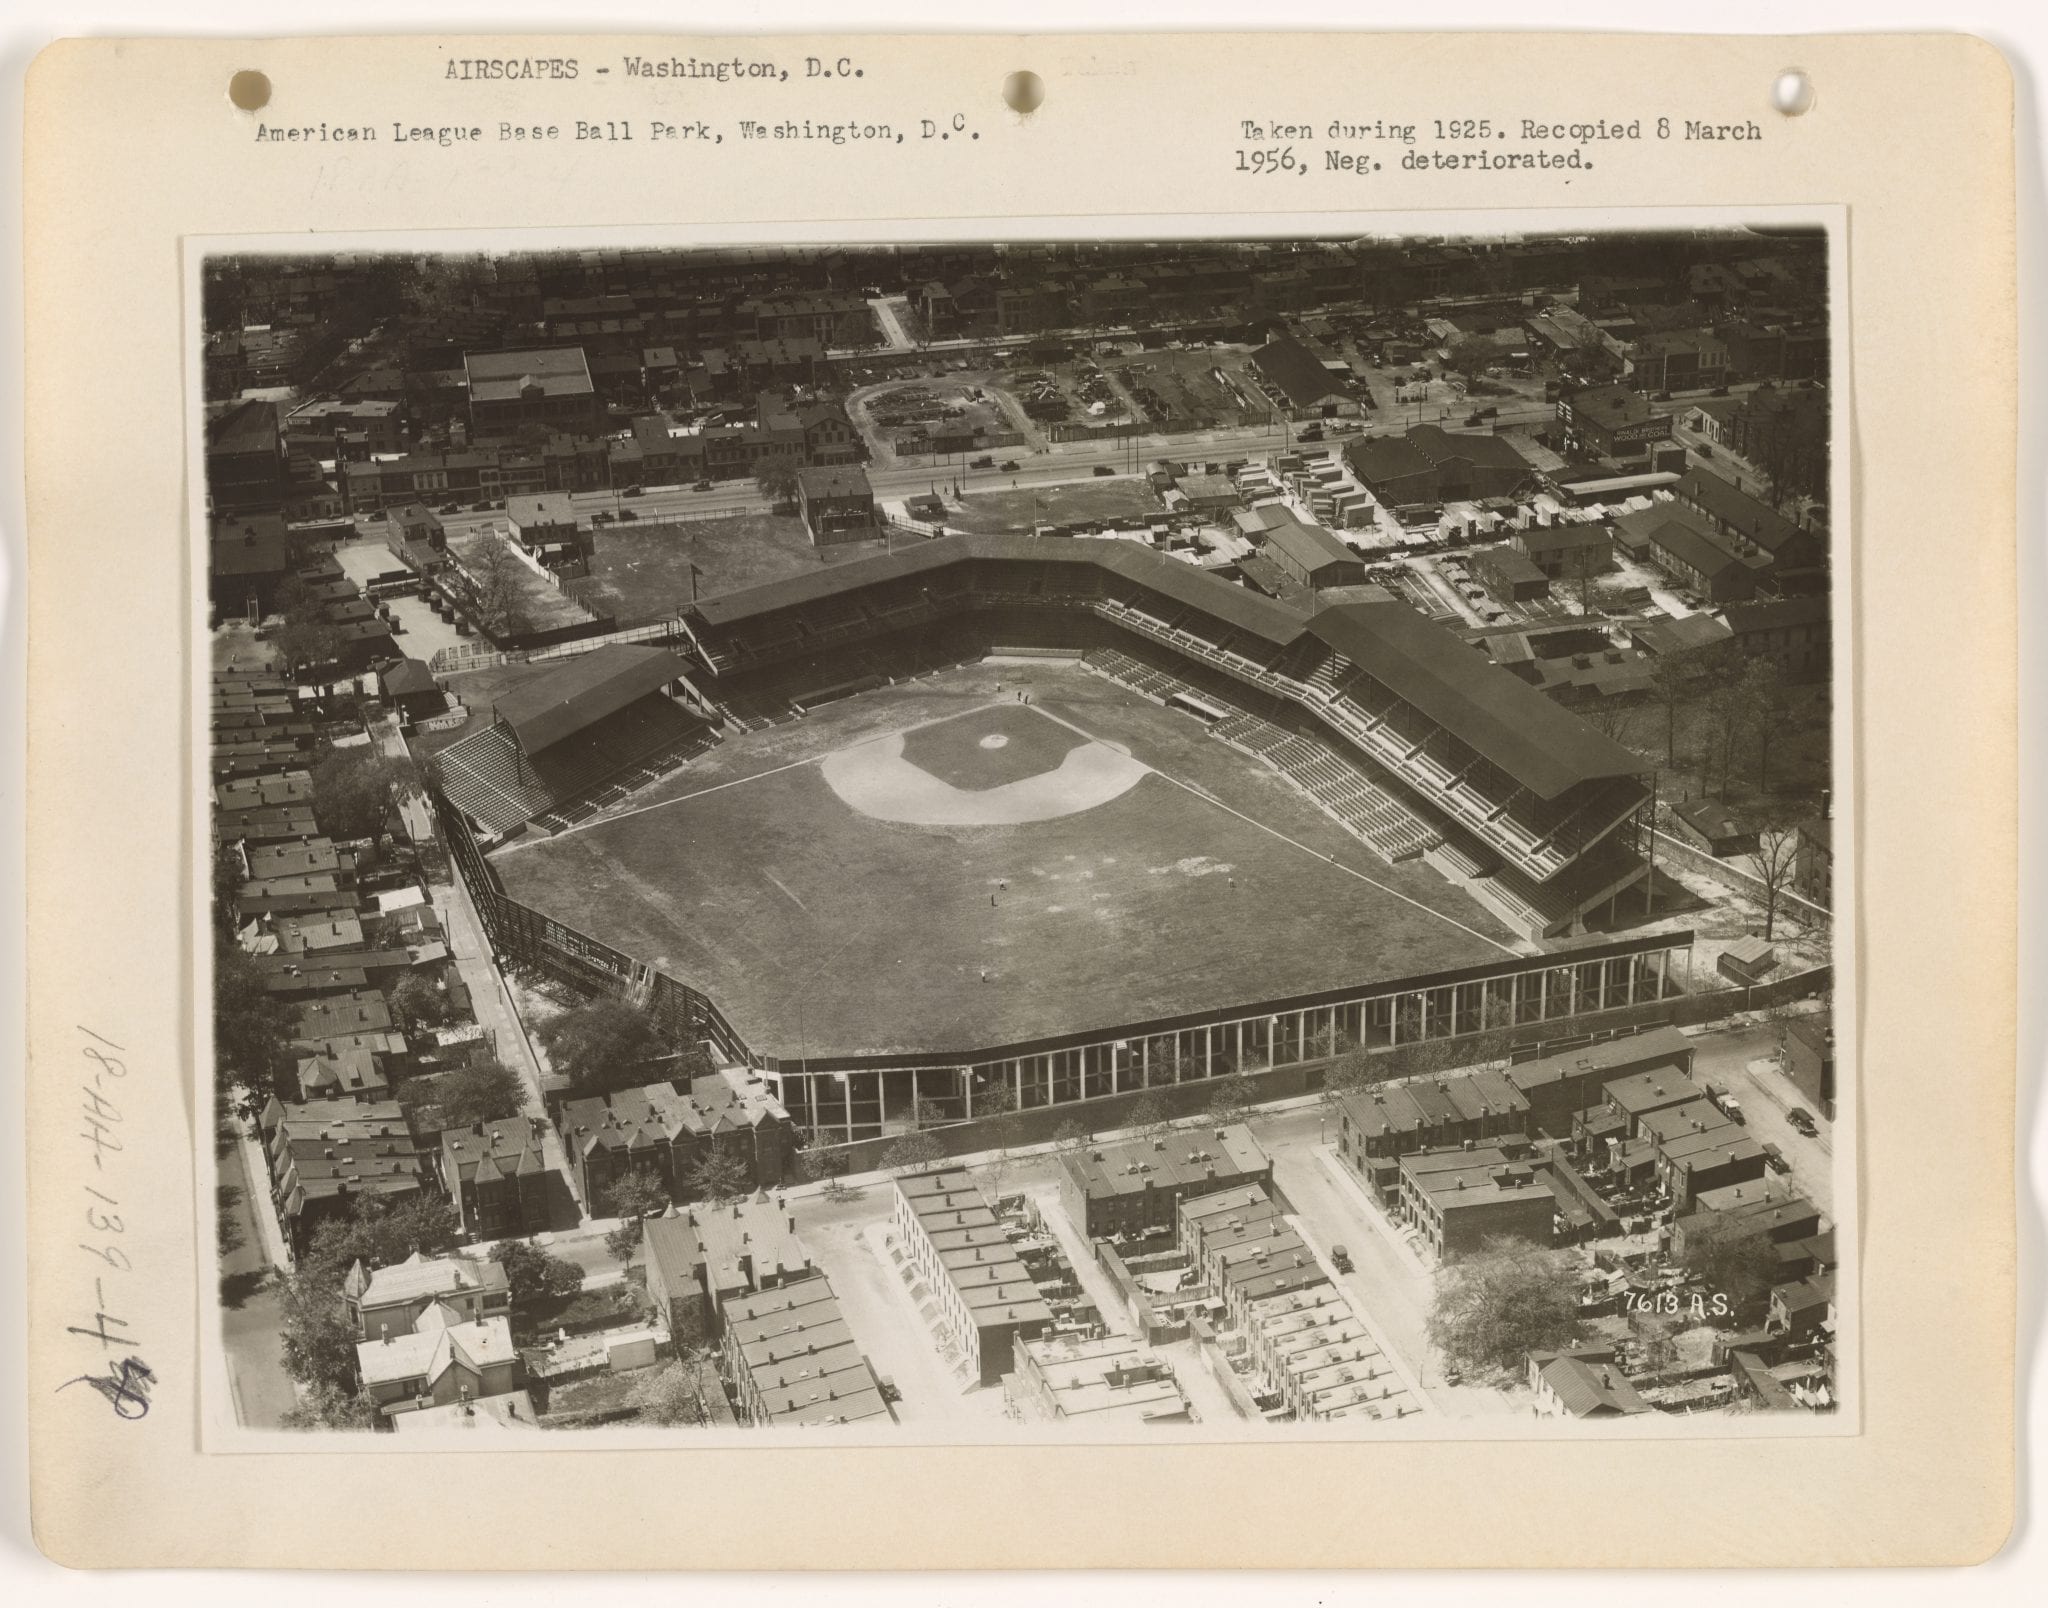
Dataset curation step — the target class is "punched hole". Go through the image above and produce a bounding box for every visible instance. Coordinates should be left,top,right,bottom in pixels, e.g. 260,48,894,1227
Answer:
1003,71,1044,116
1771,70,1814,116
228,70,272,112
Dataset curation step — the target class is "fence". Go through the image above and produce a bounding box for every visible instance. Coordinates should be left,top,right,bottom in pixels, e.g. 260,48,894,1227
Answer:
1648,827,1831,927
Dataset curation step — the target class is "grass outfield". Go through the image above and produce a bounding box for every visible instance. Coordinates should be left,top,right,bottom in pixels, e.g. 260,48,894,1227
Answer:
489,659,1519,1059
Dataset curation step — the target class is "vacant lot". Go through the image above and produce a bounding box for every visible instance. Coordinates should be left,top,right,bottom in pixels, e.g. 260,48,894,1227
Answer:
1110,346,1268,431
945,479,1161,534
568,515,897,618
446,529,596,632
490,660,1516,1059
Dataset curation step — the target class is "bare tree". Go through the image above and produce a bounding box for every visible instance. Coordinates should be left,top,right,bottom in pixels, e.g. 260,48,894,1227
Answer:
471,536,533,639
1579,698,1640,749
1737,653,1783,792
1751,827,1802,942
1646,653,1695,767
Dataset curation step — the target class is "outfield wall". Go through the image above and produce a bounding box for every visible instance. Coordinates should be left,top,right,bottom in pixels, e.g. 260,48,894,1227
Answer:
439,787,1706,1151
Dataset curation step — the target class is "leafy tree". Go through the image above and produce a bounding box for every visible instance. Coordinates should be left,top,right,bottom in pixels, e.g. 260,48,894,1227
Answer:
387,971,454,1037
276,1270,362,1394
1427,1236,1586,1375
680,1149,750,1206
1051,1120,1088,1153
535,997,668,1094
755,462,801,510
1206,1074,1258,1125
1751,827,1803,943
310,748,400,840
271,576,343,673
435,1061,526,1128
213,940,297,1101
495,1238,584,1307
598,1171,670,1265
298,1191,461,1291
1678,1216,1780,1318
972,1079,1020,1155
212,840,246,944
882,1131,945,1175
1124,1092,1170,1139
278,1380,379,1431
630,1350,721,1427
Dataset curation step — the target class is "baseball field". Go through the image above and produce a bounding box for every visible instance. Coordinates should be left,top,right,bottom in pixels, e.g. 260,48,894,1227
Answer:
488,658,1519,1059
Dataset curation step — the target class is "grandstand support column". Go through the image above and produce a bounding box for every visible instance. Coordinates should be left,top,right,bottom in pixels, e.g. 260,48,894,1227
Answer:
1539,969,1550,1021
1235,1019,1246,1073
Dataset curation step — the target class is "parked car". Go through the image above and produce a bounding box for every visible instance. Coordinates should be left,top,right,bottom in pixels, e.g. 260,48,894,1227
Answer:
971,455,994,468
1092,464,1116,477
694,478,715,491
1000,460,1021,472
1330,1245,1353,1274
1786,1107,1819,1137
1761,1142,1790,1174
592,509,615,523
618,508,638,521
622,485,643,497
876,1376,901,1405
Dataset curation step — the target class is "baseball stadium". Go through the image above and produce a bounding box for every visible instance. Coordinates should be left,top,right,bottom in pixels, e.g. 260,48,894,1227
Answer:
431,534,1696,1147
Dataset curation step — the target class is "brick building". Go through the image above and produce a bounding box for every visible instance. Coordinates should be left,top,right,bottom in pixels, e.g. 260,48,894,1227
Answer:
558,1067,796,1210
1058,1124,1272,1241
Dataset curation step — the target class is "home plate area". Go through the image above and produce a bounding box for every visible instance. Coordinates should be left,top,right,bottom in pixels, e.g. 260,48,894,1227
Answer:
821,703,1149,827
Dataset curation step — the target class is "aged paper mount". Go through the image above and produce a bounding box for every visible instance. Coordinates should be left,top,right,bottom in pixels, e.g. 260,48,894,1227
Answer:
24,32,2016,1569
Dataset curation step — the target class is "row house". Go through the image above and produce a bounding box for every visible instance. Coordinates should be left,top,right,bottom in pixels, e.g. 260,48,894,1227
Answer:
1336,1069,1530,1204
558,1067,797,1211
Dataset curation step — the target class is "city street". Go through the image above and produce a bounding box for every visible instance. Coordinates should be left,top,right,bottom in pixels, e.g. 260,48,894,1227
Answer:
217,1133,298,1429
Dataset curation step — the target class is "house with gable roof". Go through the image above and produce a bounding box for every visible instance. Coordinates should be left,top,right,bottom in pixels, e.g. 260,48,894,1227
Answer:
355,1302,521,1420
557,1066,796,1209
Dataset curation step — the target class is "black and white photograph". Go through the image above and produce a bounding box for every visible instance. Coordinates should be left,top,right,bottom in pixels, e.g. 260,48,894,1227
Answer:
199,226,1847,1442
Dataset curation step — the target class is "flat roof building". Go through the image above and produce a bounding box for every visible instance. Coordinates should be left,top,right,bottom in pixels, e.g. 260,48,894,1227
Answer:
894,1169,1053,1386
1007,1332,1190,1426
1396,1146,1558,1259
720,1274,889,1428
1059,1123,1272,1241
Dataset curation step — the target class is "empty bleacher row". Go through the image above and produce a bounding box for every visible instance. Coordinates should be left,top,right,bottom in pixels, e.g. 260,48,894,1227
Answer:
672,537,1652,926
439,693,717,837
1085,648,1442,865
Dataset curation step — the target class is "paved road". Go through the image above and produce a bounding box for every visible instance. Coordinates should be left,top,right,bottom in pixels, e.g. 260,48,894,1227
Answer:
1686,1019,1836,1215
217,1134,299,1428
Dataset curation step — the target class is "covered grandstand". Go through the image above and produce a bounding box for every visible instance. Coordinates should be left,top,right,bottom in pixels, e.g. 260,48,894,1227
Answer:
434,643,717,837
670,533,1653,939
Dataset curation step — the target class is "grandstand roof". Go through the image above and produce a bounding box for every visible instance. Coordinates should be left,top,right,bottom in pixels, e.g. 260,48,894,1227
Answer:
491,643,688,754
1306,599,1644,798
687,533,1306,646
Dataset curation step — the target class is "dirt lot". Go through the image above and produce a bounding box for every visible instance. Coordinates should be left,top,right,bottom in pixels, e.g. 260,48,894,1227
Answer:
943,478,1161,534
849,374,1029,464
566,514,897,617
1108,345,1269,431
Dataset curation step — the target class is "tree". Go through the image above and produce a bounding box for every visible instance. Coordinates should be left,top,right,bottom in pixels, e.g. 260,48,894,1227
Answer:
630,1350,721,1427
1124,1092,1170,1139
679,1149,750,1206
1427,1236,1586,1375
1051,1120,1088,1153
598,1170,669,1262
971,1079,1020,1156
1562,541,1605,615
1751,826,1803,943
1737,653,1783,791
271,576,344,674
755,462,801,511
435,1061,526,1128
213,940,296,1102
310,748,401,840
387,971,454,1037
882,1131,945,1176
1701,670,1753,800
212,840,246,944
1206,1074,1258,1125
276,1271,362,1394
470,535,534,639
496,1238,584,1307
298,1192,461,1291
1678,1216,1780,1318
536,997,669,1095
1646,653,1696,768
1579,699,1639,749
1320,1044,1381,1119
278,1380,379,1431
913,1097,954,1132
